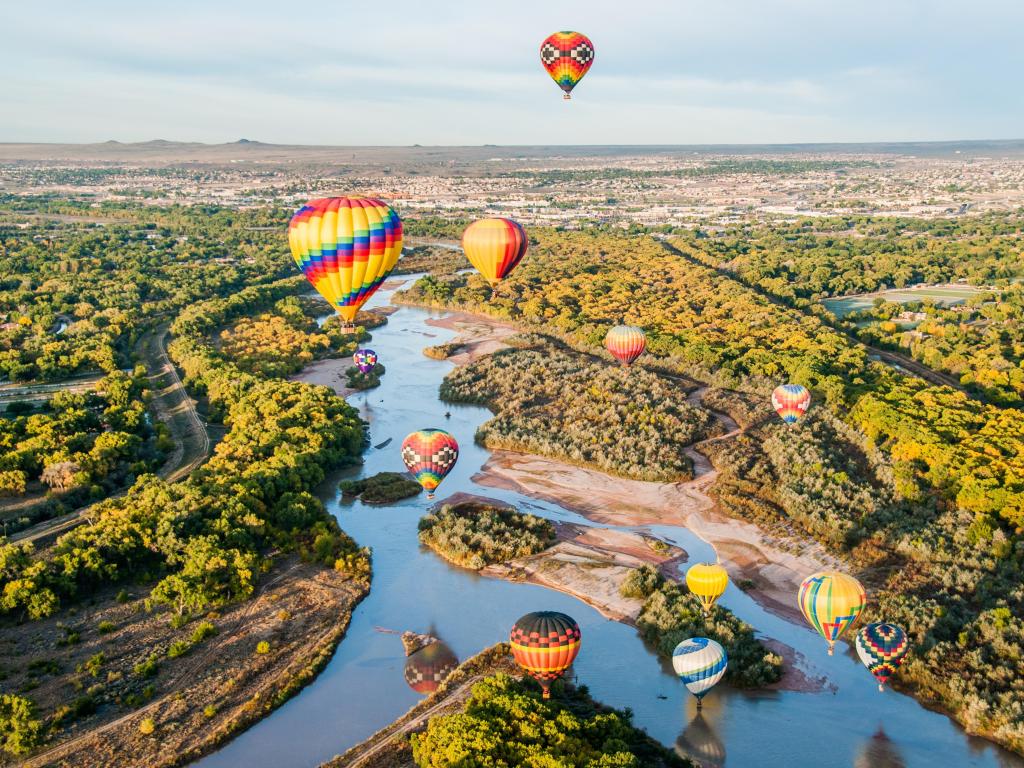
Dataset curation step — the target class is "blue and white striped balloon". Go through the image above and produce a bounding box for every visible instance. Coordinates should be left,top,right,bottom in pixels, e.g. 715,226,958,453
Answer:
672,637,728,702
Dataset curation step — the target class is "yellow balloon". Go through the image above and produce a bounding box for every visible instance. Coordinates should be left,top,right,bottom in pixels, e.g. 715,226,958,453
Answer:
686,563,729,613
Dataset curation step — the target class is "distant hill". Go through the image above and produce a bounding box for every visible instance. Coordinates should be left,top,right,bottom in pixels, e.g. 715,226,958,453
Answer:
1,138,1022,167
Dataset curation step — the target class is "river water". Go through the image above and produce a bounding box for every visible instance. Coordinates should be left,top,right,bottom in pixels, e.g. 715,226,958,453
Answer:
195,279,1022,768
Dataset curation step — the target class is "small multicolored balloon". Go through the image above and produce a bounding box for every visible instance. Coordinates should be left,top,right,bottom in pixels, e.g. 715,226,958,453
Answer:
772,384,811,425
353,348,378,374
462,218,528,285
798,571,867,655
288,197,403,325
540,31,595,99
510,611,581,699
401,429,459,498
686,563,729,614
605,325,646,367
856,623,909,691
672,637,728,708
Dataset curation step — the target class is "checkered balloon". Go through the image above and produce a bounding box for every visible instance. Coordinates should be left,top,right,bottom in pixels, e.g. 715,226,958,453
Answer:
401,429,459,496
540,31,595,99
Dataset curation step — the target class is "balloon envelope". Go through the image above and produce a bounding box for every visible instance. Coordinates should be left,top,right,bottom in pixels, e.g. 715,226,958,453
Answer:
353,348,378,374
288,197,403,323
772,383,811,424
605,325,646,367
798,571,867,654
672,637,727,701
686,563,729,613
462,218,528,284
540,31,595,98
510,611,581,698
856,622,909,690
401,429,459,495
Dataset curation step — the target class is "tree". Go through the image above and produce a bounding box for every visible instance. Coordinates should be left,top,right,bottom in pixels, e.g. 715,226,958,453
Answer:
0,694,44,755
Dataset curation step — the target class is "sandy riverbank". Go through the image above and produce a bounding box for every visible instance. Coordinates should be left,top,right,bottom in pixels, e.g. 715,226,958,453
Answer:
423,312,518,364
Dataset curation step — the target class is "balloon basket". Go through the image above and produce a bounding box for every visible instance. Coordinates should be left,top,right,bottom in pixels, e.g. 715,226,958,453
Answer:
427,493,435,500
827,647,834,656
542,688,551,699
878,683,885,692
563,94,571,100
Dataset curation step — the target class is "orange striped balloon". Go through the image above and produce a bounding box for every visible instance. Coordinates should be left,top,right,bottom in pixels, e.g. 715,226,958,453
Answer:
509,611,581,698
461,218,528,285
605,325,646,367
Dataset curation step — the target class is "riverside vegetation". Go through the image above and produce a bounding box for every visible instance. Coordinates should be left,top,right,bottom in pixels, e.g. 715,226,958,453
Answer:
438,333,718,482
417,501,554,570
400,225,1024,753
0,258,372,757
340,472,422,504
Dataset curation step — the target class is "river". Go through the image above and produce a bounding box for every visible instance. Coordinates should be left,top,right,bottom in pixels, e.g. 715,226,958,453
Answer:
195,278,1022,768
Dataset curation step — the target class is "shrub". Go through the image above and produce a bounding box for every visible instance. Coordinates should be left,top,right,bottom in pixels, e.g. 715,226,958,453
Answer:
418,502,555,570
167,641,190,659
255,641,270,655
620,564,665,599
138,717,155,735
190,620,218,644
133,654,159,679
97,620,115,634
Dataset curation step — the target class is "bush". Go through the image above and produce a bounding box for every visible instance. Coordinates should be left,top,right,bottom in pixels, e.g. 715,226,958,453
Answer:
97,620,115,634
418,502,555,570
339,472,421,504
637,582,782,688
620,564,665,599
138,717,155,735
167,640,190,659
133,654,159,679
0,694,43,755
190,620,218,644
255,641,270,655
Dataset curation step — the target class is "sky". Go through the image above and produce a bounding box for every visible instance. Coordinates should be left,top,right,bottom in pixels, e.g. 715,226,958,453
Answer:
2,0,1022,146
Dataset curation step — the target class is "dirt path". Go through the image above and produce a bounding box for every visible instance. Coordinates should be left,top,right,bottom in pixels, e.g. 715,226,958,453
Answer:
10,324,211,544
339,674,486,768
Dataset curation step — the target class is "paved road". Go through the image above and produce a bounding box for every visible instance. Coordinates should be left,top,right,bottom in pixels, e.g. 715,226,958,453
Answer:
9,325,211,545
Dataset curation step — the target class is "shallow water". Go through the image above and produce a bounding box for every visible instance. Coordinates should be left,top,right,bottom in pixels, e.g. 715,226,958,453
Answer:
196,280,1022,768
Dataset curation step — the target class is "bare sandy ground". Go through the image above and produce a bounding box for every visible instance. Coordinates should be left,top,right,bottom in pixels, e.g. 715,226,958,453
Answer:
423,312,518,364
482,525,687,624
290,357,357,398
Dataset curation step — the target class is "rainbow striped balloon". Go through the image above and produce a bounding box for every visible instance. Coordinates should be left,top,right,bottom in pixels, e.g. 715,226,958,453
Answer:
353,348,378,374
540,31,595,99
856,623,909,691
401,429,459,498
798,571,867,655
672,638,728,706
288,197,403,324
461,218,528,284
771,383,811,425
605,325,647,367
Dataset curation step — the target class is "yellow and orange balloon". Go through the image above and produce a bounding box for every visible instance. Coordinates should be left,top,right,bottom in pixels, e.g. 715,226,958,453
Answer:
288,197,403,324
461,218,528,285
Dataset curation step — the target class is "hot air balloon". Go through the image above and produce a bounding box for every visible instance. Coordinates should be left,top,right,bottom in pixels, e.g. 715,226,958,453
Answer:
401,429,459,499
798,571,867,655
856,623,909,691
461,218,528,285
288,197,403,327
605,325,646,367
686,563,729,614
404,641,459,695
509,611,581,698
540,31,595,99
353,348,378,374
772,383,811,425
672,637,727,709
